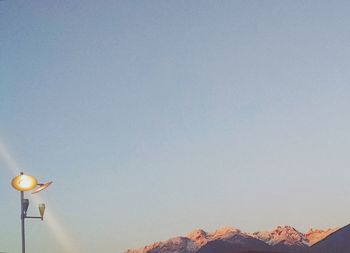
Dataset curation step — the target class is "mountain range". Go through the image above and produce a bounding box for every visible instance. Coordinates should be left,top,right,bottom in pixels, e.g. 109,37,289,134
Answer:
124,225,348,253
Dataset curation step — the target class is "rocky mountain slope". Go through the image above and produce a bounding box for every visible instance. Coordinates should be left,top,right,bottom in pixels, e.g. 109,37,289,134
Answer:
310,224,350,253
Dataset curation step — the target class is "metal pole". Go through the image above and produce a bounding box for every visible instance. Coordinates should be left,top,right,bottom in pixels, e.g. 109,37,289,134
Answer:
21,190,25,253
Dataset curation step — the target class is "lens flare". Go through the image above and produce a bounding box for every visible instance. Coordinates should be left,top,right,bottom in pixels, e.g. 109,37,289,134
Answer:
32,196,83,253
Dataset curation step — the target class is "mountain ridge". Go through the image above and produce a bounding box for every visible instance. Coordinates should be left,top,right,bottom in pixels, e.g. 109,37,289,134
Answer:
125,225,339,253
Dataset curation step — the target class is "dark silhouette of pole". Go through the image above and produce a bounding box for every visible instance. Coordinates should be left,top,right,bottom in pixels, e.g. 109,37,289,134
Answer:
20,190,25,253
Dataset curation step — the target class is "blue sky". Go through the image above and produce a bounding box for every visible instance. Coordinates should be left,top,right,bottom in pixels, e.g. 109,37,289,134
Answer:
1,1,350,253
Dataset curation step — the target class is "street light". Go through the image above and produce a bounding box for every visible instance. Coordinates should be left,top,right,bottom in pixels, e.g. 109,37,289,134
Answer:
11,172,53,253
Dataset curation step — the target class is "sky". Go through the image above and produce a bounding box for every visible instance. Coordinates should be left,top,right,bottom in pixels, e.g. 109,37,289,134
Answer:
1,1,350,253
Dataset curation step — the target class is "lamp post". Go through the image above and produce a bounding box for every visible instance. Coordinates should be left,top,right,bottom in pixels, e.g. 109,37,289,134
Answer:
11,172,53,253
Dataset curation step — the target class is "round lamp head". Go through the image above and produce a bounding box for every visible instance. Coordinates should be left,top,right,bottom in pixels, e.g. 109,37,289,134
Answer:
11,173,38,191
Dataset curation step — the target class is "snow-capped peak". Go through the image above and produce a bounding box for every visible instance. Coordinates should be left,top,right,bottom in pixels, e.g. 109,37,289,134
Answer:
209,226,243,240
251,225,308,246
186,229,208,247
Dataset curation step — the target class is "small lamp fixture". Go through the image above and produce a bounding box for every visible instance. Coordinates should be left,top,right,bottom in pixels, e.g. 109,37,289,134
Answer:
22,199,29,214
38,203,46,220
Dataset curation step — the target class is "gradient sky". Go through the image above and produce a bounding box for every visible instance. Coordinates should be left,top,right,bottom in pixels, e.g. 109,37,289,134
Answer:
1,1,350,253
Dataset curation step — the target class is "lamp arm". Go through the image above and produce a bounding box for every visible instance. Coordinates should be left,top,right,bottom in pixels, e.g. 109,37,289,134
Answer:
25,216,43,221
